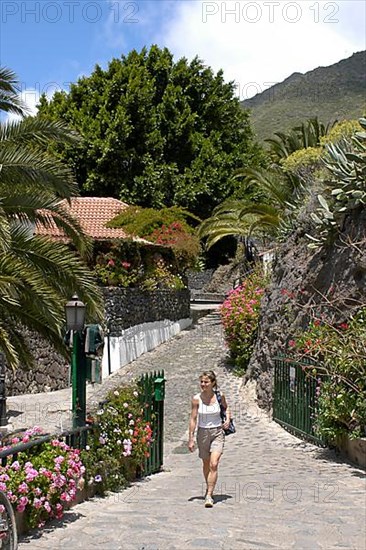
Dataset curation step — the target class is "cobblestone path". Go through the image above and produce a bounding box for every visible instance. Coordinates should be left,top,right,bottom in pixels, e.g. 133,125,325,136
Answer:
18,313,366,550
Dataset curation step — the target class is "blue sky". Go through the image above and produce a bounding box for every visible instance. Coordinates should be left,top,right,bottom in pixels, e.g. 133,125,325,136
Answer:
1,0,365,114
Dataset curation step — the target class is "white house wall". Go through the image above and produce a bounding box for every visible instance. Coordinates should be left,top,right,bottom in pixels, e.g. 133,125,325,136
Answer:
102,318,192,378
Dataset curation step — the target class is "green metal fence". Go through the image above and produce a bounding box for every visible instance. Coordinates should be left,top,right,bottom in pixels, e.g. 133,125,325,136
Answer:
0,425,93,467
138,370,165,475
273,356,325,445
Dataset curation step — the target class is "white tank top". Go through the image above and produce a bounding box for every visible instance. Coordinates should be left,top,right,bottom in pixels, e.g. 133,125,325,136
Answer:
196,393,222,428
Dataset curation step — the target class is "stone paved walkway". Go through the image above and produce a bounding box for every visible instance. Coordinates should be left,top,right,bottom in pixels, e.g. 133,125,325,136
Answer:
15,312,366,550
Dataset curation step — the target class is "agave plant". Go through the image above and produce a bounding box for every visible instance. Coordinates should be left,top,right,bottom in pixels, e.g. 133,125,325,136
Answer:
307,118,366,248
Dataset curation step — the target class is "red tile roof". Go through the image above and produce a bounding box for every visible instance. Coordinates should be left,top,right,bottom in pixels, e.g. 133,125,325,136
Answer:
35,197,150,243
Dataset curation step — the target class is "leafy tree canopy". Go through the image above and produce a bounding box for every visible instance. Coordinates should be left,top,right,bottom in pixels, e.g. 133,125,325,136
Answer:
37,45,263,218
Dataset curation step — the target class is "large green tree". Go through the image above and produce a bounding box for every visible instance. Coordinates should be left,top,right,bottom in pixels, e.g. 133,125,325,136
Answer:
37,45,262,218
0,68,103,369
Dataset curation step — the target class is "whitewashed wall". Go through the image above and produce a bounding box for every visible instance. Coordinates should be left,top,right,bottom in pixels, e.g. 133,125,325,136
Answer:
102,318,192,378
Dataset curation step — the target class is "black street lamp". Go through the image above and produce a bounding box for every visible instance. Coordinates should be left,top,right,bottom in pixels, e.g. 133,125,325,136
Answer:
0,352,7,429
65,294,86,332
65,294,86,429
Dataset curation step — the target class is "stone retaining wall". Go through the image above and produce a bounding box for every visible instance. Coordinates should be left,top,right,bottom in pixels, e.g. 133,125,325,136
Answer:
6,288,190,396
187,269,215,290
5,330,70,397
102,287,190,335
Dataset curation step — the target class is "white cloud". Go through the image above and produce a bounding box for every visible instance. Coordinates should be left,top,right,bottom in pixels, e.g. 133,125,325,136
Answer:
152,0,366,99
4,83,65,123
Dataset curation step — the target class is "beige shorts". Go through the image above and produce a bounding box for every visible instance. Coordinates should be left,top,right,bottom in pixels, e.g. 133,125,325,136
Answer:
197,426,224,460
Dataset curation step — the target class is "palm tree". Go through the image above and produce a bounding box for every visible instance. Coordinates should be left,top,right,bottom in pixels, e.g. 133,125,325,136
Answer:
198,166,296,249
265,117,336,163
0,67,103,369
199,117,335,250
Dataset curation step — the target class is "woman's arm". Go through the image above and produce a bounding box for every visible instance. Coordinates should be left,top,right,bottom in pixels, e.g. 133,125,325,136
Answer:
188,397,199,452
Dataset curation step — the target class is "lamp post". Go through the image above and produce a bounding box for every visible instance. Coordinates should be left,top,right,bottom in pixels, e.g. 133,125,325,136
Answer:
0,352,7,428
65,294,86,429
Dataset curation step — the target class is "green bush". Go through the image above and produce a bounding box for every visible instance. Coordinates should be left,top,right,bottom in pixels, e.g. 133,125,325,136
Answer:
0,384,153,530
107,206,201,272
81,385,153,494
0,428,85,529
290,309,366,440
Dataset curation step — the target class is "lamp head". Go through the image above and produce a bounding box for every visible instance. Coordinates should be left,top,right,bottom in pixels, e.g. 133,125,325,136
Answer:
65,294,86,331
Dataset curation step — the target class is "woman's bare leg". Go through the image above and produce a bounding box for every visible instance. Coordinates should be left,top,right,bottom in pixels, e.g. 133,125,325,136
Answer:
206,451,222,498
202,458,210,494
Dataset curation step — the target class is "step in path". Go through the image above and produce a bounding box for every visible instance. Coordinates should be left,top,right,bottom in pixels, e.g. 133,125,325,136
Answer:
18,313,366,549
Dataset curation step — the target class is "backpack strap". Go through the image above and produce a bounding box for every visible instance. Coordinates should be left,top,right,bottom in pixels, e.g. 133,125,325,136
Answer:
214,389,226,422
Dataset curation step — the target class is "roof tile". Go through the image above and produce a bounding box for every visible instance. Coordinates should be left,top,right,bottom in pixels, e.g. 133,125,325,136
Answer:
35,197,149,242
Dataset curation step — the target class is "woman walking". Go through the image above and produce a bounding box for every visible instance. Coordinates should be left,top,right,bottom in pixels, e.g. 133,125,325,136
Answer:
188,370,231,507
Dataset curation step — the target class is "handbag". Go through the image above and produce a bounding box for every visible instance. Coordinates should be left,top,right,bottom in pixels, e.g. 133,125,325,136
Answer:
215,390,236,435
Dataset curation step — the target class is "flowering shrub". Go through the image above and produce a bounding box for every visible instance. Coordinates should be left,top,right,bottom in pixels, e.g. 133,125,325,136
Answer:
81,385,153,494
93,252,139,287
140,256,185,291
221,268,267,373
289,308,366,440
0,384,154,531
148,222,201,270
0,427,85,529
93,249,186,290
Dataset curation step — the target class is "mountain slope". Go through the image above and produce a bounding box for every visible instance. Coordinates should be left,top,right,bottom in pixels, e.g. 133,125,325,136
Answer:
242,51,366,140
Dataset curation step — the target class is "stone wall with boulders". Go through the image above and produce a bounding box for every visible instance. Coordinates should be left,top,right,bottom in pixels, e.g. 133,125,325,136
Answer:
246,206,366,410
6,288,191,396
102,287,190,336
187,269,215,290
5,331,70,397
187,264,243,294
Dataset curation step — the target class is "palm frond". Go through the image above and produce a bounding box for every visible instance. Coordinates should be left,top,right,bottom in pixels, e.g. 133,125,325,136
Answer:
0,67,28,116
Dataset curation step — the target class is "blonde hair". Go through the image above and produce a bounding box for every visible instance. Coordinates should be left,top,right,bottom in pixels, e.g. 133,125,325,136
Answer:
199,370,217,388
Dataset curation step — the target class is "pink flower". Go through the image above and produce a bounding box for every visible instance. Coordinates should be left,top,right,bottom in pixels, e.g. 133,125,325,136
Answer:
18,482,29,494
33,498,43,510
44,501,52,513
16,496,28,513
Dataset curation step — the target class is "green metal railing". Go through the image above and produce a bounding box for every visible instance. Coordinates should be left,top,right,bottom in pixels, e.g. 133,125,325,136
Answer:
1,373,166,477
0,425,93,466
138,370,165,475
273,356,325,445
